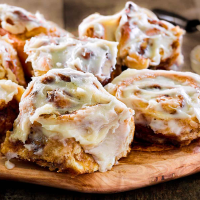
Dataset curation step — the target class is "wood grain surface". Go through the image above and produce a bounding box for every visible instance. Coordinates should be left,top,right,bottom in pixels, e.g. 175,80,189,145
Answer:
1,141,200,193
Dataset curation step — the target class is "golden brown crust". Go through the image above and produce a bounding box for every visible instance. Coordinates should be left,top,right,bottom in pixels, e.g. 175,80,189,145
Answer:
1,131,99,174
1,115,135,174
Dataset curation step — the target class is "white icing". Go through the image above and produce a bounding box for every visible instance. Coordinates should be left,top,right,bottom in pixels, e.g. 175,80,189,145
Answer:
24,36,118,82
105,69,200,136
79,13,121,41
79,1,184,69
4,152,18,170
5,160,15,169
149,119,166,131
168,120,183,135
0,79,23,103
10,68,134,172
93,23,105,38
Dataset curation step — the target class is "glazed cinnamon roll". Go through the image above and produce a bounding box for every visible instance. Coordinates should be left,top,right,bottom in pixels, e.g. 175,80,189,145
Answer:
105,69,200,146
0,4,72,80
79,2,184,70
0,79,24,136
24,35,118,85
1,68,135,174
0,35,26,86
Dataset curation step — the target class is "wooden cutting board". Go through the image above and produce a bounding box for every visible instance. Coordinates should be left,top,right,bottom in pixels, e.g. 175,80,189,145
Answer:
0,0,199,194
1,141,200,193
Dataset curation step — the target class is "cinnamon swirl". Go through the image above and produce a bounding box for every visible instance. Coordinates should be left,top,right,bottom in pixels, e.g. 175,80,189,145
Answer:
0,4,72,80
105,69,200,146
0,35,25,86
1,68,135,174
24,35,118,85
79,2,184,71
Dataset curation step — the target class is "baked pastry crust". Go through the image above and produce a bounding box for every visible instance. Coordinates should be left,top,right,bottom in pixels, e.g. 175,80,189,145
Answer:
105,69,200,146
79,2,184,71
1,131,99,174
1,68,135,174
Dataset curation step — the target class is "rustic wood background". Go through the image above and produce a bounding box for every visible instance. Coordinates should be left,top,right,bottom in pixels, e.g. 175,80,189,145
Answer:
0,0,200,199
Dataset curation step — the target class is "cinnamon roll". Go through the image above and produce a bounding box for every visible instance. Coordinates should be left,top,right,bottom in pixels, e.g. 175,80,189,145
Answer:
0,79,24,136
1,68,135,174
105,69,200,146
0,4,72,80
79,2,184,70
24,36,118,85
0,35,26,86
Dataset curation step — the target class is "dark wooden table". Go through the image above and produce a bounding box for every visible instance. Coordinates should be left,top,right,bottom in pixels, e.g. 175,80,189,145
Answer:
0,0,200,199
1,173,200,199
